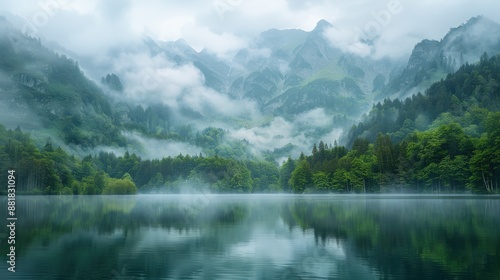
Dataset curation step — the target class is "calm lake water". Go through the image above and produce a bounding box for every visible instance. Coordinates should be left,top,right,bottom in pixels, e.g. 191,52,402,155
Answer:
1,195,499,280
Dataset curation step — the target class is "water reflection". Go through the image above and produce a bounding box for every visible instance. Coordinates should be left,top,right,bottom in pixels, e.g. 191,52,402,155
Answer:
0,195,499,279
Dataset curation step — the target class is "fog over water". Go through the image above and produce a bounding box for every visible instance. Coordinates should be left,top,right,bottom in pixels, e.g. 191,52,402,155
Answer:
1,195,499,279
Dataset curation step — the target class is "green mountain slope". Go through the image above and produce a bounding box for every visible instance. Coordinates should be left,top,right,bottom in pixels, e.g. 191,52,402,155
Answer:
347,53,500,145
0,17,123,147
267,78,366,117
281,55,500,194
231,20,393,118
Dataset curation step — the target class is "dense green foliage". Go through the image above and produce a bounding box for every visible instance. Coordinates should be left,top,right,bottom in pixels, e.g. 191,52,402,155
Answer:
0,50,500,194
0,124,279,194
101,73,124,92
283,54,500,194
284,116,499,193
0,125,136,194
91,151,279,193
347,53,500,144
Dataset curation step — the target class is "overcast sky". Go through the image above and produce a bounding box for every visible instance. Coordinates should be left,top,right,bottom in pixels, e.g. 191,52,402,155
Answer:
1,0,500,60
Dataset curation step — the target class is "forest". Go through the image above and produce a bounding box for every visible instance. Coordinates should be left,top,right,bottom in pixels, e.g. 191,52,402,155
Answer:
1,52,499,195
0,112,498,194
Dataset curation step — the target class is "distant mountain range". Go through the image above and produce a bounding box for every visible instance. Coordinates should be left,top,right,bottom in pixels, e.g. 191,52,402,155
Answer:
1,13,500,156
140,19,393,119
133,16,500,119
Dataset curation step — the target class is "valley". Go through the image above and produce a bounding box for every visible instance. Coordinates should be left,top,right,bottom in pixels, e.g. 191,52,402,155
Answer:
0,12,499,194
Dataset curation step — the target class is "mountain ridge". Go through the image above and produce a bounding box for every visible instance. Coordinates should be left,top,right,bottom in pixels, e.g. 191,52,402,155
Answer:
384,15,500,99
1,15,500,160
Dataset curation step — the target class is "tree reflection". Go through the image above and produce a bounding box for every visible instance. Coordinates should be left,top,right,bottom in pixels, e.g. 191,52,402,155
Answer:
1,196,499,279
281,197,500,279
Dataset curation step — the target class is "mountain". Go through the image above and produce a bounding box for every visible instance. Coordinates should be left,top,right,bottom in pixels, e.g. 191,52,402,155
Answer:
267,78,365,116
43,17,500,124
1,14,500,157
0,13,500,195
229,20,394,119
0,16,123,147
94,19,394,122
0,15,258,161
143,37,231,93
128,16,500,121
346,53,500,146
384,16,500,99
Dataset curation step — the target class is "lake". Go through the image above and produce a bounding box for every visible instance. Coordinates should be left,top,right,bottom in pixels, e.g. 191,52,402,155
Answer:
1,195,499,279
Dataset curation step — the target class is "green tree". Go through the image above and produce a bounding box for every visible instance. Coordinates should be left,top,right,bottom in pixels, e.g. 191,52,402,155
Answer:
469,113,500,193
148,172,164,187
312,171,331,191
279,157,295,192
333,168,350,192
439,155,469,192
374,133,395,174
102,174,138,195
289,160,313,193
217,164,253,193
350,155,376,193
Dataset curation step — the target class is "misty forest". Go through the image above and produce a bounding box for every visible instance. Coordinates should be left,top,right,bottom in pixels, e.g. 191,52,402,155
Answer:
0,13,500,195
2,2,500,280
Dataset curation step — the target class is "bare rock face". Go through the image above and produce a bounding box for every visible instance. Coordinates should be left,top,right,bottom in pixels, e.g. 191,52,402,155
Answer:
11,73,47,93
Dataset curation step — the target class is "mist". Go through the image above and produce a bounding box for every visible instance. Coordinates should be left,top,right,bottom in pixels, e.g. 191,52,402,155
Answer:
101,49,261,121
0,70,44,130
2,0,500,60
1,0,499,162
91,38,346,161
122,132,203,159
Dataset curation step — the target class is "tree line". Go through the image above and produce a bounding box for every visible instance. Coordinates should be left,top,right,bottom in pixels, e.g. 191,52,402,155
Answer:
292,53,500,194
0,124,279,194
282,113,499,193
1,112,498,195
0,125,136,195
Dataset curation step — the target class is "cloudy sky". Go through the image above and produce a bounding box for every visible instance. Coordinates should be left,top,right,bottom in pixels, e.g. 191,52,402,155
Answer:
1,0,499,59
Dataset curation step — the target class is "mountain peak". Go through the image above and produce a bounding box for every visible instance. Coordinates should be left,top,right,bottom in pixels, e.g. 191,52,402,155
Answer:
313,19,333,32
174,38,190,48
443,16,500,40
464,15,487,26
386,16,500,99
461,15,497,29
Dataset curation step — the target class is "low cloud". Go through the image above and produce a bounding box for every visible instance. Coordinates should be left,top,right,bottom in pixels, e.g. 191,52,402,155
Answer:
181,25,248,61
229,108,343,160
123,132,203,159
2,0,500,164
294,108,334,129
106,51,260,120
323,27,373,57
